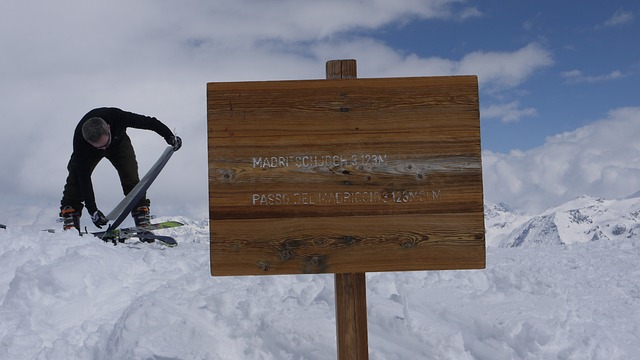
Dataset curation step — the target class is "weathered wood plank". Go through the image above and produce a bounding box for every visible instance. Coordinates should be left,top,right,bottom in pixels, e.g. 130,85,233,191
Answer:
210,213,485,276
208,73,485,275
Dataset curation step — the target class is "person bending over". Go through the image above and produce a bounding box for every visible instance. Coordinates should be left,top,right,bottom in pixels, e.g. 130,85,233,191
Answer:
59,107,182,232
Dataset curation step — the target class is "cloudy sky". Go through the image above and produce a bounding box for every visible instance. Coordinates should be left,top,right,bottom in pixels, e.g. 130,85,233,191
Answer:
1,0,638,225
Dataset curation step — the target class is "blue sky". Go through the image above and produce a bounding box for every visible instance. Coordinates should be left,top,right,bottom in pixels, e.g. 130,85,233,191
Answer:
0,0,639,224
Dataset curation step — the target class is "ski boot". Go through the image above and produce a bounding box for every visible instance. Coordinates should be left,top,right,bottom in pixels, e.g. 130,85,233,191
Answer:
132,206,154,242
132,206,152,227
60,206,80,232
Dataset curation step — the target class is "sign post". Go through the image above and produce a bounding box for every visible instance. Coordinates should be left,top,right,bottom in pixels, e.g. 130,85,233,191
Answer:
208,59,485,359
326,59,369,359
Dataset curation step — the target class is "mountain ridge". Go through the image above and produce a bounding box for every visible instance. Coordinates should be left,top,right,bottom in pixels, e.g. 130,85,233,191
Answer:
485,193,640,247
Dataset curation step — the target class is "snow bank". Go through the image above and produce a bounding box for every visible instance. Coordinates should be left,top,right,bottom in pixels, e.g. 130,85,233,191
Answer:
1,219,639,359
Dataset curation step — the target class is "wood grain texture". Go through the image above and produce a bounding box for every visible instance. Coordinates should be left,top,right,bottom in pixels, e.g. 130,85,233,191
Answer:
208,74,485,276
211,213,484,275
335,272,368,359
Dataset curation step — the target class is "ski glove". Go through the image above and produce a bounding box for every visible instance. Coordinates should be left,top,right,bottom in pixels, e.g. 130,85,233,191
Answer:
91,210,108,229
165,136,182,151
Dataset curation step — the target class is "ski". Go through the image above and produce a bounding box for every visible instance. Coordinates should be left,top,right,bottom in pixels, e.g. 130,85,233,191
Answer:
135,233,178,247
105,146,175,231
92,220,183,247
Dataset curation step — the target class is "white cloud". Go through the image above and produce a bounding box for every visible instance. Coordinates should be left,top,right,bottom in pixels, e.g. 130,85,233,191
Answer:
561,69,624,83
599,9,634,28
458,6,483,20
482,101,537,123
458,43,553,90
310,40,552,90
483,107,640,213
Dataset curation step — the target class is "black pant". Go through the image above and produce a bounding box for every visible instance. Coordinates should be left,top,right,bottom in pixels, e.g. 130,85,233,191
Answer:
61,134,150,215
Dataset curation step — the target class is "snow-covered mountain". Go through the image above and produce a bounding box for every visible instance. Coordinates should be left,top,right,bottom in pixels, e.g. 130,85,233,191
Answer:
485,194,640,247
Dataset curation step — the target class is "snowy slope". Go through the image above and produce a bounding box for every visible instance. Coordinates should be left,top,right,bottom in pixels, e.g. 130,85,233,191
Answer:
1,215,639,359
486,194,640,247
484,203,529,247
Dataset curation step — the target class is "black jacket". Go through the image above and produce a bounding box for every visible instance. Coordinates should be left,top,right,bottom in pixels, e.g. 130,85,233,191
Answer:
71,107,174,213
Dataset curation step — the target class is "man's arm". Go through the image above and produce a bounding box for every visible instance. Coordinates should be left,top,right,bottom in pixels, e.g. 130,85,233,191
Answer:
119,110,174,140
119,109,182,151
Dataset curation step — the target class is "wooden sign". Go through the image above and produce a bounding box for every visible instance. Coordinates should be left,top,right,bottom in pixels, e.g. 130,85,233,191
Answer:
208,75,485,276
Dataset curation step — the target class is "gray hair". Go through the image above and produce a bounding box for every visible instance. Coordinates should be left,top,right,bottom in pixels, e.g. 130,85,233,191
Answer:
82,117,109,143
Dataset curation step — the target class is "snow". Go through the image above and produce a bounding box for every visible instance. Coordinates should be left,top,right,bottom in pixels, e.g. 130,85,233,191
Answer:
1,216,640,359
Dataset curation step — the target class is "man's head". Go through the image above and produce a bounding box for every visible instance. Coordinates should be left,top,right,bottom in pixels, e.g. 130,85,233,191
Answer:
82,117,111,149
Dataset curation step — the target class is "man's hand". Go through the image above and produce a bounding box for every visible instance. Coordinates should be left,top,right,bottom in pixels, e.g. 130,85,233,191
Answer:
91,210,108,228
166,136,182,151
